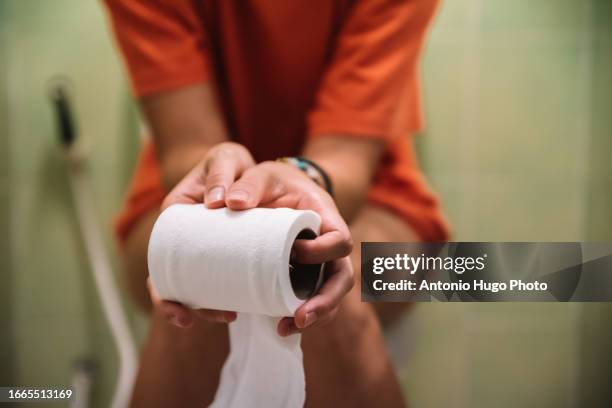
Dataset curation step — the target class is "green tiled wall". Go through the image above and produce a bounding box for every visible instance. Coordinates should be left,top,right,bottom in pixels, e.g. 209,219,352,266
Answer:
0,0,14,387
0,1,610,408
405,0,612,407
0,1,142,407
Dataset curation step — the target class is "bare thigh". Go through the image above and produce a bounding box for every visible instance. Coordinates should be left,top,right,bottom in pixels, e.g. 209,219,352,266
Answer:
302,204,418,408
130,204,417,407
352,205,420,326
128,210,229,408
131,312,229,408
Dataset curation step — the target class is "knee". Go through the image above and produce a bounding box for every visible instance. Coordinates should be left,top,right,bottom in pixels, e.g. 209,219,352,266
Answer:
121,210,159,313
302,295,378,356
121,242,153,313
373,303,414,328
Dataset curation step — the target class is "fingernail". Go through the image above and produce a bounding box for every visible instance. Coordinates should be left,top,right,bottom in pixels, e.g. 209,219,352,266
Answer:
304,312,318,328
207,187,224,203
228,190,249,203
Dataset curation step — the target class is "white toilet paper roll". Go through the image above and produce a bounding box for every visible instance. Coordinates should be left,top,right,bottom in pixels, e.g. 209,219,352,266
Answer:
148,204,324,408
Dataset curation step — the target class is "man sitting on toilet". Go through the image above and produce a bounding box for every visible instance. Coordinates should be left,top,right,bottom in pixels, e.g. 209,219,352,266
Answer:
104,0,449,406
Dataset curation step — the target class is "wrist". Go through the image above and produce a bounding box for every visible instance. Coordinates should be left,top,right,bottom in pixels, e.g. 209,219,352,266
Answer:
160,144,211,191
276,156,334,196
160,142,253,191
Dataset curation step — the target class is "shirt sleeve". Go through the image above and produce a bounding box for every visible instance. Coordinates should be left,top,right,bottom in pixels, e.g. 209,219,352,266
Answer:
308,0,439,141
103,0,211,97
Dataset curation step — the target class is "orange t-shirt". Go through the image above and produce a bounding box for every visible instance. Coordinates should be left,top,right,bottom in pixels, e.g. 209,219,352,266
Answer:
105,0,450,243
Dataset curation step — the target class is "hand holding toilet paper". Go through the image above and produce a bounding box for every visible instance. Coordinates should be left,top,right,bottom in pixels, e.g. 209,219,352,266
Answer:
148,204,333,407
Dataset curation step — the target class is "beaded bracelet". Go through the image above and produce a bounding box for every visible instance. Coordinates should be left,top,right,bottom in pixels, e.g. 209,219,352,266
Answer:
276,156,334,197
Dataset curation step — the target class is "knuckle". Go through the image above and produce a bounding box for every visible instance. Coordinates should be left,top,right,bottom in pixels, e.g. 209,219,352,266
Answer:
258,160,277,170
303,189,322,202
345,270,356,292
326,308,339,323
229,142,250,156
314,301,332,317
338,233,354,256
216,143,238,158
316,312,335,328
248,162,274,179
242,165,263,178
260,161,285,179
206,170,228,187
268,174,286,196
212,142,254,166
203,151,218,169
205,143,235,166
232,178,257,193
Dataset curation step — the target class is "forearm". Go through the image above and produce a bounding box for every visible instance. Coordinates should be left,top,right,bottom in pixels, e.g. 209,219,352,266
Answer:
123,209,159,311
302,137,384,222
159,144,212,191
140,83,230,190
124,83,232,309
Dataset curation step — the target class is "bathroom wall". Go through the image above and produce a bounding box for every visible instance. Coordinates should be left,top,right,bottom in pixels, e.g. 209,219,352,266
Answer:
403,0,612,407
0,0,14,387
0,1,610,408
0,1,142,406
